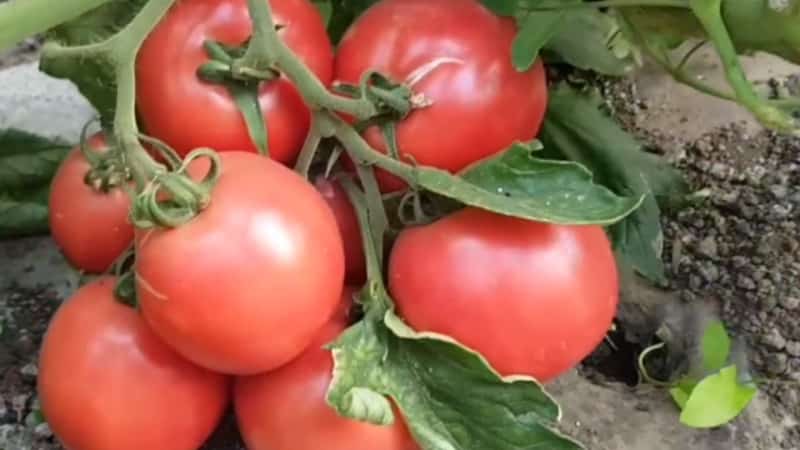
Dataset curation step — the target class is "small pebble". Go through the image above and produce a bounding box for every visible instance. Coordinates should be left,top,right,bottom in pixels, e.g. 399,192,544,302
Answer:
762,329,787,350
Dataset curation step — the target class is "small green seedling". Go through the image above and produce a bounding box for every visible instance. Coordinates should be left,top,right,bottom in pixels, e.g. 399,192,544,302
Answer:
642,320,758,429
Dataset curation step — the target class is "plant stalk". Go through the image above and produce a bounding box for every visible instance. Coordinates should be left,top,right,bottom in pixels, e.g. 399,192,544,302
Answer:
0,0,111,52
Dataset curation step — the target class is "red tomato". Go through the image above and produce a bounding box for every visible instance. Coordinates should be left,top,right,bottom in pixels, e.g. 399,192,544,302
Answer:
235,291,419,450
38,277,229,450
136,152,345,375
315,177,366,284
335,0,548,191
136,0,334,164
388,208,618,382
48,134,133,273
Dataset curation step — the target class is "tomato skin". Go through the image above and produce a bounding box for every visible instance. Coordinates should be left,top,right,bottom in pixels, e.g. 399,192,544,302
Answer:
37,277,229,450
48,134,133,273
234,291,419,450
388,208,618,382
315,177,366,284
335,0,548,192
136,0,333,164
136,152,345,375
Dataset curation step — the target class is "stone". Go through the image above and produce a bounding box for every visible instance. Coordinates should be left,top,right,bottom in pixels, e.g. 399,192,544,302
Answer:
762,329,787,350
781,296,800,311
766,353,789,375
697,236,719,259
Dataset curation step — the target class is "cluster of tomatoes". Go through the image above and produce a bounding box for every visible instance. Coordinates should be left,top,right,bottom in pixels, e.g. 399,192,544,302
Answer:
37,0,619,449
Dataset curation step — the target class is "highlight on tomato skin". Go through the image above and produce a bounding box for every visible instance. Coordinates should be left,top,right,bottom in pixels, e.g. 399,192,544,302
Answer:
388,207,619,383
135,151,346,376
334,0,548,192
48,133,134,274
37,277,231,450
234,288,420,450
136,0,335,165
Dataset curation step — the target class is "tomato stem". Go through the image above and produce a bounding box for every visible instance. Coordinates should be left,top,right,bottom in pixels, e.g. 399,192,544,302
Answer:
0,0,111,52
235,0,377,120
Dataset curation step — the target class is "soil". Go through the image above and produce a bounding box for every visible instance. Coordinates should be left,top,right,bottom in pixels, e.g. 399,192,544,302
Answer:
1,37,800,450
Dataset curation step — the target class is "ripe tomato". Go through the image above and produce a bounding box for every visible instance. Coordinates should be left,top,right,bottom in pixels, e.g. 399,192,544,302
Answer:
136,152,345,375
136,0,334,164
48,133,133,273
315,177,365,284
388,208,618,382
335,0,548,191
38,277,229,450
235,290,418,450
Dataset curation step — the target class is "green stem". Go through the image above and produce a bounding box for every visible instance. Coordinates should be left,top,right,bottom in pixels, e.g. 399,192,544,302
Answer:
294,115,323,178
0,0,111,52
104,0,177,187
235,0,376,120
340,178,387,289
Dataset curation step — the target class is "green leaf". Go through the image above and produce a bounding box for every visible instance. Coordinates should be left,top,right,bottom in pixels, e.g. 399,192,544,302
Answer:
679,366,756,429
701,321,731,373
327,289,583,450
512,11,565,71
480,0,518,17
0,192,50,239
40,1,147,123
669,386,691,410
416,141,641,226
539,85,689,283
544,9,638,76
0,129,72,192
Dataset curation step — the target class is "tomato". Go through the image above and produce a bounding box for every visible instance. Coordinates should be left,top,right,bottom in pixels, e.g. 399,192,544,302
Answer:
235,290,419,450
388,208,618,382
335,0,548,192
315,177,366,284
136,152,345,375
37,277,229,450
48,134,134,273
136,0,334,164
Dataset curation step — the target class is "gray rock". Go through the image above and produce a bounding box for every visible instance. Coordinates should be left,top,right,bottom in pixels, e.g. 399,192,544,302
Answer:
19,363,37,380
737,276,757,291
0,63,97,142
762,329,787,350
766,353,789,375
785,342,800,357
32,423,51,439
697,236,719,259
781,296,800,311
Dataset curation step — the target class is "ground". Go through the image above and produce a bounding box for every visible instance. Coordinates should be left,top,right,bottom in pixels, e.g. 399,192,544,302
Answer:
0,43,798,449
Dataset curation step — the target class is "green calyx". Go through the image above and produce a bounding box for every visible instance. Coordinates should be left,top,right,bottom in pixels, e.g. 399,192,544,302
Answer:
197,40,280,84
130,148,222,229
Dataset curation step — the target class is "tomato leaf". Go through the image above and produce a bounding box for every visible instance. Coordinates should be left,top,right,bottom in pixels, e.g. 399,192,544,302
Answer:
679,366,757,429
40,0,147,123
327,288,583,450
512,11,565,71
0,191,50,238
417,141,643,226
539,85,689,283
544,8,638,76
0,129,71,192
480,0,518,17
669,385,691,410
701,321,731,373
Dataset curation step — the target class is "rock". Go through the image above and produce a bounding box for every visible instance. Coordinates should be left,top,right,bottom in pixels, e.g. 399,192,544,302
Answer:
770,184,789,199
786,342,800,358
0,63,97,142
32,423,51,439
762,329,787,350
737,276,757,291
781,296,800,311
697,236,719,259
765,353,789,375
19,363,37,380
